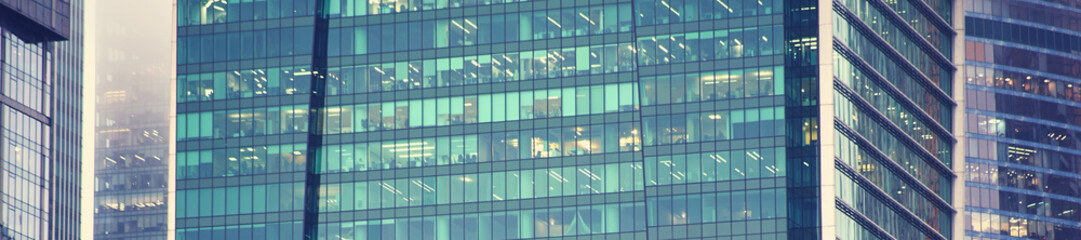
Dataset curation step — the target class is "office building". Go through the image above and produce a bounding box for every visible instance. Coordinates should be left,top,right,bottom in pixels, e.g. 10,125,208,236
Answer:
90,0,173,239
174,0,963,239
962,0,1081,239
0,0,83,239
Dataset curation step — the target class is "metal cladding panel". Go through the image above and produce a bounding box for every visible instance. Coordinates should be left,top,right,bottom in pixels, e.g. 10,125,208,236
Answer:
0,0,70,41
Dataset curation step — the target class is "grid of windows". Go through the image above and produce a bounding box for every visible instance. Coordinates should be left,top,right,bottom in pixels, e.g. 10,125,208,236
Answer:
832,0,958,238
174,0,963,239
0,105,50,240
1,32,51,115
175,0,319,238
963,0,1081,239
0,0,82,238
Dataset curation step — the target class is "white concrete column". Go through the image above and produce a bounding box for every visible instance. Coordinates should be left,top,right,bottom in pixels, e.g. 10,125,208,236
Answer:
950,0,968,239
818,0,838,239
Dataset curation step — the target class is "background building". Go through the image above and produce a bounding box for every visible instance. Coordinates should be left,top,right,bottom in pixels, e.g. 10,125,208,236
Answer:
173,0,962,239
0,0,83,239
962,0,1081,239
89,0,173,239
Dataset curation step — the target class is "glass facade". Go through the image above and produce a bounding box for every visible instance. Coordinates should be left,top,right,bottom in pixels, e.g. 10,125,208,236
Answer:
0,0,83,239
831,0,959,239
174,0,960,239
89,0,173,239
962,0,1081,239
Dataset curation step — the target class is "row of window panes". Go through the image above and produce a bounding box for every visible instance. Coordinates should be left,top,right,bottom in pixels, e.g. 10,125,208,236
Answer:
967,17,1081,57
835,3,953,81
838,0,951,56
633,0,781,26
178,0,316,26
836,170,947,239
966,41,1081,79
965,65,1081,104
836,211,885,240
317,163,643,212
94,214,168,236
966,0,1081,33
176,222,303,240
644,148,782,185
312,203,646,240
176,182,305,218
316,123,641,174
177,66,313,102
640,66,783,105
965,161,1081,199
645,147,785,186
834,14,952,95
320,83,638,134
968,113,1081,150
95,171,168,191
966,185,1081,222
837,129,950,199
836,94,952,169
326,43,636,94
97,149,168,170
331,4,633,55
177,143,308,179
176,105,309,141
177,27,314,64
924,0,952,24
837,54,951,129
965,210,1081,239
892,0,952,52
646,189,786,226
635,25,782,66
329,0,533,18
642,107,785,146
965,87,1081,128
836,132,952,231
835,81,952,163
965,138,1081,177
94,192,166,214
2,32,51,115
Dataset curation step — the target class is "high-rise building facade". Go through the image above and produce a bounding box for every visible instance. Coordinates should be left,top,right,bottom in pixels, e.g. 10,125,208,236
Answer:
0,0,83,239
962,0,1081,239
173,0,962,239
90,0,173,239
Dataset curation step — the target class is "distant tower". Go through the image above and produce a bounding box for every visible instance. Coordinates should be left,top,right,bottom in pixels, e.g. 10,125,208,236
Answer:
90,0,172,239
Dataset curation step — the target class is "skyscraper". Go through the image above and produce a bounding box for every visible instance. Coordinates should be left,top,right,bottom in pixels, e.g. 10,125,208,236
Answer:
90,0,173,238
173,0,963,239
0,0,83,239
962,0,1081,239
